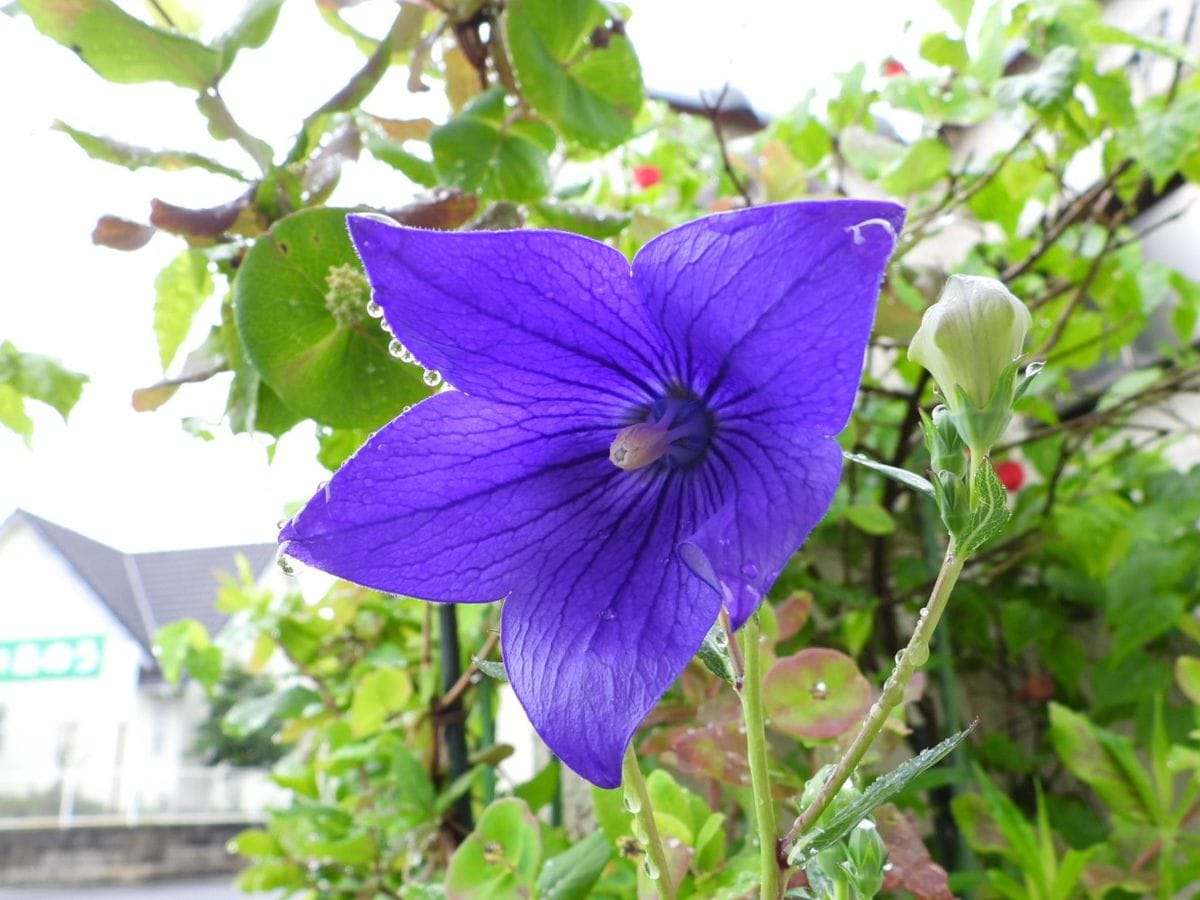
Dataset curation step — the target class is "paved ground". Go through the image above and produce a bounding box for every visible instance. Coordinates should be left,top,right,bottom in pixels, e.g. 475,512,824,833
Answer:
0,879,243,899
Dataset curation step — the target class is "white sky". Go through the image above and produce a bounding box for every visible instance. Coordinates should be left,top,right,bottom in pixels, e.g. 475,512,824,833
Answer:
0,0,937,551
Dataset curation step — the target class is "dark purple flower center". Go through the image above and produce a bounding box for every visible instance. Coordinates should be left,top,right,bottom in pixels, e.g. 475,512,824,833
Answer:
609,393,711,472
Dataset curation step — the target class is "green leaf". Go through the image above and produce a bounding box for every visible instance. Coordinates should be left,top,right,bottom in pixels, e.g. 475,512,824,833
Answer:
1048,703,1157,824
1176,656,1200,706
955,461,1010,555
920,32,970,69
534,201,631,239
844,451,936,499
881,138,950,195
431,88,555,202
513,760,560,812
349,666,413,737
1136,91,1200,187
503,0,643,150
54,121,245,180
843,503,897,536
151,618,209,684
696,618,736,685
0,384,32,442
217,0,284,73
446,798,542,899
536,831,611,900
0,341,88,420
763,648,873,740
937,0,973,31
971,2,1006,88
224,685,321,739
18,0,221,88
154,249,214,371
234,207,432,429
789,721,977,861
1083,21,1200,66
994,46,1080,111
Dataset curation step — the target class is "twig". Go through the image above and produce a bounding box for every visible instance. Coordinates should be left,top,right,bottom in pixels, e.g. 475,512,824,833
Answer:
438,629,500,711
704,84,754,206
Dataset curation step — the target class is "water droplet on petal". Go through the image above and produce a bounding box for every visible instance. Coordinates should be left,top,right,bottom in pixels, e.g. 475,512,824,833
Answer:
422,369,442,387
366,300,383,318
388,339,406,358
741,562,759,579
600,607,616,621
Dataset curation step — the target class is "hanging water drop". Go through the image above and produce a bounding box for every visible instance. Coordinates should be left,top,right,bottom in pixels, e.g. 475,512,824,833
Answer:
741,562,759,579
909,643,930,666
622,788,641,814
388,339,406,358
423,369,443,387
366,300,383,318
642,855,660,880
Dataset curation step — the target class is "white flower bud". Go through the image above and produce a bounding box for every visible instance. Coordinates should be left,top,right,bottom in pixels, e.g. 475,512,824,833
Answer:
909,275,1031,410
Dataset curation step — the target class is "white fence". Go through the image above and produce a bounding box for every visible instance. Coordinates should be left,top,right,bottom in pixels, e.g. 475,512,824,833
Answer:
0,763,286,828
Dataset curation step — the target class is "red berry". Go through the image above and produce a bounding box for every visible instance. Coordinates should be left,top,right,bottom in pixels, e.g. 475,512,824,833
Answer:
882,58,907,77
994,459,1025,492
632,164,662,189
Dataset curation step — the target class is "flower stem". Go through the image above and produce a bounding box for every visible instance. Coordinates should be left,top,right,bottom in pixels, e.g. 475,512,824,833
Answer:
622,744,677,900
784,541,966,848
739,614,781,900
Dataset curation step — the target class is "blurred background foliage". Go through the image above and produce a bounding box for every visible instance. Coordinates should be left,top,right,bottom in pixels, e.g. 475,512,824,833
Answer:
10,0,1200,895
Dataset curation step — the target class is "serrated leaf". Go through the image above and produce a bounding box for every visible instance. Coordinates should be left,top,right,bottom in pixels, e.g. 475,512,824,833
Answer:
503,0,643,150
844,451,936,499
994,46,1080,111
954,461,1010,555
789,720,977,861
19,0,222,88
55,121,246,180
0,341,88,420
154,249,214,371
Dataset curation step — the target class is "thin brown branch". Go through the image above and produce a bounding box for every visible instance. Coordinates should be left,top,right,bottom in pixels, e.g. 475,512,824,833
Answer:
705,84,754,206
438,629,500,711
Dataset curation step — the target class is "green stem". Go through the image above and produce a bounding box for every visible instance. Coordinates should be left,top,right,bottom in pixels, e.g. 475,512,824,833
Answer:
622,744,677,900
740,614,781,900
784,541,966,848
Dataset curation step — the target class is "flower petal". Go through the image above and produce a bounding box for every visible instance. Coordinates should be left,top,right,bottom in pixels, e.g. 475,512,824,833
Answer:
681,423,843,628
501,471,723,788
279,391,626,602
634,200,903,435
347,215,666,411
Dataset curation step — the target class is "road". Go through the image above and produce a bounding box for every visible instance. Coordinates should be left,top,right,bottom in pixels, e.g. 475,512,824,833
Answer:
0,879,243,899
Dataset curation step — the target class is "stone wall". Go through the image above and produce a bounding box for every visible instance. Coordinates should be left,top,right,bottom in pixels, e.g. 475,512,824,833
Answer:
0,821,247,886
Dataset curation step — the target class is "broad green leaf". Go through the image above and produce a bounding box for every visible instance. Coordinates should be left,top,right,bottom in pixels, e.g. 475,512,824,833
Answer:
1136,91,1200,187
431,88,555,201
349,666,413,737
937,0,973,31
224,685,321,739
881,137,950,195
763,648,872,740
503,0,643,150
790,722,977,861
971,2,1005,87
534,201,631,239
513,760,559,812
843,503,897,535
536,831,611,900
154,249,214,370
234,207,431,428
445,798,542,899
920,32,970,69
217,0,284,73
1108,592,1183,660
1048,703,1157,824
0,384,32,442
1084,21,1200,66
54,121,246,179
18,0,221,88
0,341,88,420
1176,656,1200,705
994,46,1080,111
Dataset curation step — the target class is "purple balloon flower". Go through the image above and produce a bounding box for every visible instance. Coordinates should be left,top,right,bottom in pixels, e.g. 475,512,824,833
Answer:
279,200,903,787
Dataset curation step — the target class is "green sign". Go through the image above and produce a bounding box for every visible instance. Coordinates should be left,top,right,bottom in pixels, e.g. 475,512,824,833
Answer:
0,636,104,681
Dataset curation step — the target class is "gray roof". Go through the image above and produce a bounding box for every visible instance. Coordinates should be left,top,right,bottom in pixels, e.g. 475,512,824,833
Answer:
6,510,276,665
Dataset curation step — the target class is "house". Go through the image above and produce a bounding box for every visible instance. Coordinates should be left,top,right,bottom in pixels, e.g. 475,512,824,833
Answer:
0,509,276,823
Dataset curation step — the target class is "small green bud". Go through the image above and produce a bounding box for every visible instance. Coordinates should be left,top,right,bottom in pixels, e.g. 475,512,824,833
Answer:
910,275,1031,410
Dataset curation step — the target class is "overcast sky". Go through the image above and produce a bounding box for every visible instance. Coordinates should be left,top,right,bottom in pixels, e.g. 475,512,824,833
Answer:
0,0,937,551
